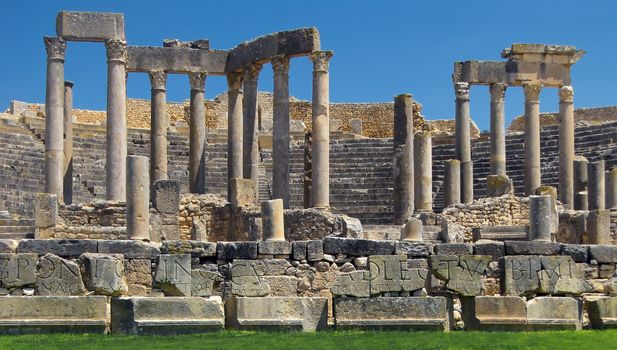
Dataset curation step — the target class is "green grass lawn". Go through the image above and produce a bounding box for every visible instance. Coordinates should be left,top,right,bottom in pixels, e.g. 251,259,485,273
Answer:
1,330,616,350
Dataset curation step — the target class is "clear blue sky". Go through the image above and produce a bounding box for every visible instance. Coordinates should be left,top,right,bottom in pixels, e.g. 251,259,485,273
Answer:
1,0,615,130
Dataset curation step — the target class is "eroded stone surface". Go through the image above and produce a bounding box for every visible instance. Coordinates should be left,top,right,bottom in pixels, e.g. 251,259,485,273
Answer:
331,270,370,297
369,255,427,295
153,254,191,296
36,253,86,296
80,253,128,296
191,269,222,297
231,259,270,296
430,255,490,296
0,253,37,288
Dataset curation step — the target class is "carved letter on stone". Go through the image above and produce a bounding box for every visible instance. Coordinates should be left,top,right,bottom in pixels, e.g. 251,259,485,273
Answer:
36,253,87,296
0,253,37,288
153,254,192,296
231,259,270,297
430,255,490,296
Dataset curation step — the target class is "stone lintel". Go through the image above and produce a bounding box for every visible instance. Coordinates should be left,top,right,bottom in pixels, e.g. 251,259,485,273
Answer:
56,11,125,42
126,46,228,75
501,43,585,65
225,27,320,73
453,60,571,87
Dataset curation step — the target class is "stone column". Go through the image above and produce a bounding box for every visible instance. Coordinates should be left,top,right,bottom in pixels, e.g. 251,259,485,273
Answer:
588,210,610,244
444,159,461,207
262,199,284,241
188,72,207,194
105,39,128,201
523,82,542,195
400,218,423,241
63,81,74,204
559,86,575,207
606,167,617,209
414,131,432,211
489,83,507,176
455,82,473,203
271,55,291,208
392,94,414,225
588,160,605,210
310,51,333,209
126,155,150,241
149,70,168,186
227,72,244,200
573,156,589,210
242,63,262,198
529,195,552,241
43,37,66,200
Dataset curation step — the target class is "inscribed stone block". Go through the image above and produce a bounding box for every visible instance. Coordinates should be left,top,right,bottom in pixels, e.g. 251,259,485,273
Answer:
0,253,37,288
430,255,491,296
80,253,128,296
153,254,192,296
331,270,370,297
191,269,222,297
368,255,427,295
230,259,270,296
36,253,86,296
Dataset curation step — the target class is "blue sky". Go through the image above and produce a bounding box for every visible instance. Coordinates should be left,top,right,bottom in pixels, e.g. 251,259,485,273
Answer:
1,0,615,130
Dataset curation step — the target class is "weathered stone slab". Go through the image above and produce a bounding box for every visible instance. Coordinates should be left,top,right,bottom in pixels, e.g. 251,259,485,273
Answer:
226,27,320,72
0,253,37,288
153,254,191,296
217,242,258,260
307,240,324,261
0,296,107,334
502,255,592,296
258,240,292,255
162,240,216,258
191,269,222,297
80,253,128,296
292,241,308,260
230,178,256,208
111,297,224,334
262,276,298,296
33,193,58,232
261,259,292,275
461,296,527,331
589,245,617,263
369,255,427,295
323,237,395,256
430,255,490,296
395,241,434,258
334,297,450,331
472,226,527,242
56,11,125,41
230,259,270,296
97,240,160,259
586,297,617,329
473,240,505,260
152,180,180,214
18,239,97,257
505,241,562,255
127,46,227,75
434,243,473,255
527,297,581,330
0,239,17,253
36,253,87,296
226,297,328,331
331,270,370,297
561,244,589,263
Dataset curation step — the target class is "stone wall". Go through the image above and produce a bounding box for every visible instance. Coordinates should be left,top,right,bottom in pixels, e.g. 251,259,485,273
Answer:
508,105,617,134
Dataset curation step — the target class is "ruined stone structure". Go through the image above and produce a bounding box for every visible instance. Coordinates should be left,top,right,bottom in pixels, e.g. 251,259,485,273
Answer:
1,10,617,335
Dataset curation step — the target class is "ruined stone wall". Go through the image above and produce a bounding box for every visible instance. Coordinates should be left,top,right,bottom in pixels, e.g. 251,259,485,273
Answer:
508,105,617,134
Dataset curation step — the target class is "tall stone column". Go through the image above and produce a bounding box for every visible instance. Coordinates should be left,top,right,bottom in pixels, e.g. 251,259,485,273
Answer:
105,39,128,201
455,82,473,203
262,199,285,241
63,81,74,204
489,83,507,176
529,195,552,241
559,86,575,207
126,155,150,241
227,72,244,200
242,63,262,198
44,36,66,200
588,160,605,210
188,72,207,194
606,167,617,209
414,131,432,211
392,93,414,225
271,55,291,208
310,51,333,209
149,70,168,186
444,159,461,207
523,82,542,195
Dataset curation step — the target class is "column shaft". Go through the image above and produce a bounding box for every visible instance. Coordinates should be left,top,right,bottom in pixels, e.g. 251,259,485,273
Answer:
455,82,473,203
126,155,150,240
272,56,291,208
63,81,74,204
227,72,244,200
105,39,128,201
414,132,432,211
559,86,575,207
44,37,66,200
242,64,262,198
523,82,542,195
149,71,168,185
392,93,414,224
606,168,617,209
588,160,605,210
189,72,207,193
310,51,333,209
444,159,461,207
489,83,507,176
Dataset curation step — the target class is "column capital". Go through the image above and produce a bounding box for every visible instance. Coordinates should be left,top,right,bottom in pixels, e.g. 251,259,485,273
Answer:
309,50,333,72
105,39,127,63
489,83,507,101
148,70,167,91
242,63,263,84
454,82,470,101
271,55,290,75
559,85,574,103
188,71,207,91
44,36,66,61
227,72,243,91
522,82,543,102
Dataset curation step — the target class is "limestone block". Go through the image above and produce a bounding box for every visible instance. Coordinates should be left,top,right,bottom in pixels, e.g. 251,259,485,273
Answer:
56,11,125,41
561,244,589,263
430,255,490,296
504,241,562,255
307,240,324,261
0,239,17,253
258,240,292,255
261,259,292,275
434,243,473,256
111,297,224,335
226,296,328,331
153,254,192,296
18,239,97,257
0,253,37,288
292,241,308,261
231,259,270,297
36,253,87,296
80,253,128,296
161,240,216,258
126,46,227,75
473,240,505,260
340,215,363,237
217,242,258,260
191,216,209,241
486,174,513,197
586,296,617,329
0,296,107,334
323,237,395,256
502,255,592,296
369,255,428,295
152,180,180,214
125,259,152,296
587,210,611,244
589,245,617,263
395,241,434,258
461,296,527,331
97,240,160,259
331,270,370,297
262,276,298,296
334,297,450,331
527,297,581,330
472,226,528,242
230,178,256,208
34,193,58,229
191,269,222,297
